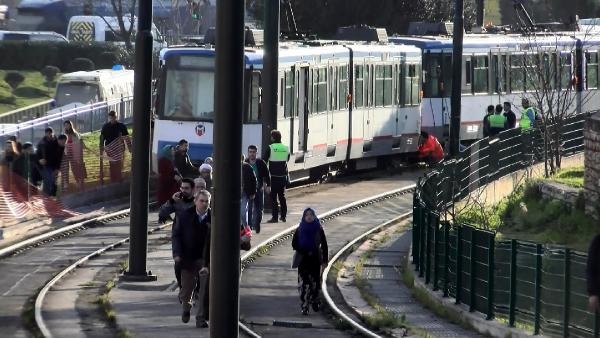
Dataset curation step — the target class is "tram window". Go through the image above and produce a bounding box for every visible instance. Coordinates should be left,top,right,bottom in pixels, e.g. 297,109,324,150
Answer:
248,71,261,122
510,54,525,92
395,64,403,106
473,55,489,93
365,64,372,107
355,65,364,108
375,65,384,107
338,66,348,109
384,65,393,106
310,69,316,114
559,53,572,90
491,54,508,93
316,68,327,113
284,71,295,118
330,67,337,111
541,53,557,90
410,64,421,105
587,52,599,89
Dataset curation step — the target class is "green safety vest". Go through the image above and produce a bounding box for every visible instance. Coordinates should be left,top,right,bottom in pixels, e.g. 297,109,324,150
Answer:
519,109,532,130
269,143,289,162
489,114,507,128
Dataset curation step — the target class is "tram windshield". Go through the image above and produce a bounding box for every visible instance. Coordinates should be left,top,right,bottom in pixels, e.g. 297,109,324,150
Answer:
160,55,215,121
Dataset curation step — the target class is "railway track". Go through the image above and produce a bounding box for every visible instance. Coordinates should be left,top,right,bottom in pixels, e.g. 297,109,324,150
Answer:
0,170,419,338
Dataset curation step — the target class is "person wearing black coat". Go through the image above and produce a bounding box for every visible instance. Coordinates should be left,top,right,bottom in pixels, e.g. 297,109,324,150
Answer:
172,190,211,328
246,145,271,233
291,208,328,315
587,234,600,312
240,155,257,228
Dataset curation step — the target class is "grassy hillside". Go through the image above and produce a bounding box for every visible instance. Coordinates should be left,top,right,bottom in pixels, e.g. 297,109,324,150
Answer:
0,70,58,115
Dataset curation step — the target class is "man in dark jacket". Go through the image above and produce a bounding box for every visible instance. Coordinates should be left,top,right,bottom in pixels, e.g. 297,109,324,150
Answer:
245,145,270,233
503,102,517,129
37,129,66,196
174,139,199,179
172,190,211,328
587,234,600,312
240,155,257,229
99,110,131,183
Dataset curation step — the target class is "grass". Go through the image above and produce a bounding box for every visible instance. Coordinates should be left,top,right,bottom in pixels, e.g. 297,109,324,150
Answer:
0,70,58,115
551,167,584,188
457,178,598,251
21,292,44,338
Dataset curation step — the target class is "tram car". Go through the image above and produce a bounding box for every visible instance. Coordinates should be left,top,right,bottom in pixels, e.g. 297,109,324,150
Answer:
390,33,600,143
153,39,423,180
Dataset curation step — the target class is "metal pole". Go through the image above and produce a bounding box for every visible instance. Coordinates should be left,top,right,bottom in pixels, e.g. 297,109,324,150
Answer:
486,233,495,320
450,0,464,157
534,244,543,334
124,0,155,280
476,0,484,27
261,0,280,158
509,239,517,327
210,0,245,335
456,226,463,304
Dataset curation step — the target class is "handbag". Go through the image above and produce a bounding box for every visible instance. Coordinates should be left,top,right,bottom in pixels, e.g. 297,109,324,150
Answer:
240,225,252,251
291,251,303,269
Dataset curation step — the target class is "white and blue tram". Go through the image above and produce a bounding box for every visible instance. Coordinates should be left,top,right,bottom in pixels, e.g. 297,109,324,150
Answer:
390,33,600,142
153,42,423,179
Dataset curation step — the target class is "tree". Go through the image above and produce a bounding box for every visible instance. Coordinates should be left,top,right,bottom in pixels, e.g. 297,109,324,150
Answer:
41,66,60,96
4,72,25,93
518,29,596,176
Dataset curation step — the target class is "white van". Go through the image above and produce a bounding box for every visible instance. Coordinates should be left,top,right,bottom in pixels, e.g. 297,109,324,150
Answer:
53,68,134,108
66,15,166,51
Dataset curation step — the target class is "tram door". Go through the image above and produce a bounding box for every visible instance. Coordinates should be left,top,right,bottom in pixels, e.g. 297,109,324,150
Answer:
363,62,373,150
297,66,309,153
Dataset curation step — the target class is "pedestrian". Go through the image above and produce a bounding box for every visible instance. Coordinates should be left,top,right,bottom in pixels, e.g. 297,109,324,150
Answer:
62,120,88,191
489,104,507,136
483,104,494,138
12,142,39,199
520,98,536,131
241,154,257,229
199,163,213,192
36,129,66,196
265,130,290,223
159,178,196,290
417,131,444,165
204,157,214,166
245,145,271,233
172,190,211,328
157,145,182,205
587,234,600,312
291,208,328,315
174,139,199,179
1,139,19,189
99,110,131,183
503,101,517,129
193,177,207,194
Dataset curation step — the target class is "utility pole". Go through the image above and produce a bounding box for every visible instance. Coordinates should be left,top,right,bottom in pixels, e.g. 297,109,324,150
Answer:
476,0,484,27
210,0,245,336
262,0,280,158
449,0,464,157
123,0,155,281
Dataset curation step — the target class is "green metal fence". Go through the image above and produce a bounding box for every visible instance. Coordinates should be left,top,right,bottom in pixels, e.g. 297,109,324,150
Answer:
412,112,599,337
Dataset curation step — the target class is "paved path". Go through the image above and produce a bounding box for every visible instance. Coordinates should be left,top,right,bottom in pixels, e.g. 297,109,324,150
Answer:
338,224,485,338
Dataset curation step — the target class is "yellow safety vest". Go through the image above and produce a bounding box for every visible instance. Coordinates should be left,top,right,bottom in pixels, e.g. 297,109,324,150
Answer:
489,114,507,128
519,110,532,130
269,143,289,162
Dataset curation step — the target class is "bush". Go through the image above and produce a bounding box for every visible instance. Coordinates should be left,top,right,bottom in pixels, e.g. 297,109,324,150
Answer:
41,65,60,83
0,41,132,71
69,58,95,72
4,71,25,92
98,52,118,69
0,94,16,104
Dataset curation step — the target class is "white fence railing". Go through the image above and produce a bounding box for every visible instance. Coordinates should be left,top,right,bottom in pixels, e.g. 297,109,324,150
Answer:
0,96,134,145
0,99,55,124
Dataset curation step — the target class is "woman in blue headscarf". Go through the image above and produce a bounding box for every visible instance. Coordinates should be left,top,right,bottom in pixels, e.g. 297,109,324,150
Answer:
291,208,328,315
157,144,181,205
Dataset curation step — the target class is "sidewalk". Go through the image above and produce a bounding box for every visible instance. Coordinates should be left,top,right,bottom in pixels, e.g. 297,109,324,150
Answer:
337,223,485,337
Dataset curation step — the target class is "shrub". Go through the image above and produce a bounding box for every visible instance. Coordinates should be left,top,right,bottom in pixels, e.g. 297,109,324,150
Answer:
0,94,16,104
41,65,60,83
3,71,25,92
69,58,95,72
98,52,118,69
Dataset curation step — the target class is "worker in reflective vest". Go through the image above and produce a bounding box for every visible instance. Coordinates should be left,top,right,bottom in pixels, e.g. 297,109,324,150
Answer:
265,130,290,223
520,98,536,131
489,104,507,136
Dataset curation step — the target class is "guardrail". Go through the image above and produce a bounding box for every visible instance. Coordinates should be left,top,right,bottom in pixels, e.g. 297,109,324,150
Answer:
0,96,134,145
0,99,55,124
412,112,598,337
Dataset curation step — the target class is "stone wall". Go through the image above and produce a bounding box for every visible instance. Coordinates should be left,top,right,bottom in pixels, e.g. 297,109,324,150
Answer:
585,112,600,219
